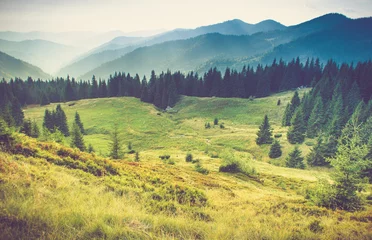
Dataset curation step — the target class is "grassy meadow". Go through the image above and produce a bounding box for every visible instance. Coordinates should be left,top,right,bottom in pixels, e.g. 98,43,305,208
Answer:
0,89,371,239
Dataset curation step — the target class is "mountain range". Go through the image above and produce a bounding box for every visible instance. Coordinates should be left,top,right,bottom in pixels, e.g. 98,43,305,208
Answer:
0,51,50,80
1,13,371,80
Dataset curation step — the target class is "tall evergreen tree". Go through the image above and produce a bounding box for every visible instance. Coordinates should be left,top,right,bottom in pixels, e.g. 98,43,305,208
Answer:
74,111,85,135
256,115,273,145
109,123,123,159
286,146,305,169
307,96,325,138
70,122,86,151
328,124,369,211
287,108,306,144
31,120,40,138
306,136,329,166
20,118,32,136
269,140,282,158
55,104,69,136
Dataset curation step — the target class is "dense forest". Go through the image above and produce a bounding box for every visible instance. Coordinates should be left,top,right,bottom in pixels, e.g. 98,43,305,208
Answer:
0,57,371,128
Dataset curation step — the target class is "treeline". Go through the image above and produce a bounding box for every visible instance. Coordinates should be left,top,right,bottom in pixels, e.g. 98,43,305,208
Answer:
1,58,372,128
281,60,372,171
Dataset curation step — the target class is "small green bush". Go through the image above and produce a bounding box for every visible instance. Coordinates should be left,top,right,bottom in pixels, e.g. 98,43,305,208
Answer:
185,153,193,162
195,163,209,175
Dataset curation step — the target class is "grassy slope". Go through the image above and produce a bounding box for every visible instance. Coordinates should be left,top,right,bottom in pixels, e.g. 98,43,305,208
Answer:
9,89,371,239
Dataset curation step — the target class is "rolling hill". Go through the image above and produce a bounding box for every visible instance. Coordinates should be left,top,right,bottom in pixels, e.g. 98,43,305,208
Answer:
1,90,368,239
0,51,50,80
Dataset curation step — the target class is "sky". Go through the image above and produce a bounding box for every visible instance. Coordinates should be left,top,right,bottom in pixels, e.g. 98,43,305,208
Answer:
0,0,371,33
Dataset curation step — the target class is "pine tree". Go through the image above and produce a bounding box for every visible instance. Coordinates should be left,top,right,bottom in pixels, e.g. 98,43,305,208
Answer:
109,123,123,159
43,109,53,132
214,118,219,125
70,122,85,151
74,111,85,135
287,108,306,144
286,147,305,169
140,76,148,103
307,136,328,166
307,96,325,138
269,140,282,158
328,124,369,211
88,144,95,153
20,118,32,136
135,151,140,162
31,120,40,138
282,104,292,126
40,92,50,106
11,99,24,126
256,115,273,145
55,104,69,136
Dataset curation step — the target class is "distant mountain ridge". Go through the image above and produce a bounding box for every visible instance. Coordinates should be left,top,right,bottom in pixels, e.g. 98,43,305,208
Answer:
58,18,286,77
81,13,372,79
0,51,50,80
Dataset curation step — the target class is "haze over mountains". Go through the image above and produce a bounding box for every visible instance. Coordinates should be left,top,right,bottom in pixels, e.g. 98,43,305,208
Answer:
0,13,371,80
0,51,50,80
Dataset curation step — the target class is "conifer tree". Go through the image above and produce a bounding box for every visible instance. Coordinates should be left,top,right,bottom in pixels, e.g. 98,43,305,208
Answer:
140,76,148,103
109,123,123,159
256,115,273,145
31,120,40,138
11,99,24,127
55,104,69,136
88,144,95,153
74,111,85,135
282,104,292,126
20,118,32,136
43,109,53,131
307,96,325,138
287,108,306,144
269,140,282,158
286,147,305,169
40,92,50,106
70,122,85,151
328,124,368,211
307,136,328,166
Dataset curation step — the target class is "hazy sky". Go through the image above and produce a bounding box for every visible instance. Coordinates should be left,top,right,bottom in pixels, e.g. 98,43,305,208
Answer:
0,0,371,32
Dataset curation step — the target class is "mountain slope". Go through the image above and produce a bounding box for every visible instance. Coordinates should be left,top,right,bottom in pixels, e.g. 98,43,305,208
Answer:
82,33,273,78
262,17,372,64
0,51,50,80
63,19,285,77
0,39,82,74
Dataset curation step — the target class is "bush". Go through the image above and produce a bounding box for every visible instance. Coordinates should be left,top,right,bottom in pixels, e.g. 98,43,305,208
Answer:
220,123,225,129
185,153,193,162
219,150,257,176
308,220,324,233
205,122,211,129
195,163,209,175
214,118,219,125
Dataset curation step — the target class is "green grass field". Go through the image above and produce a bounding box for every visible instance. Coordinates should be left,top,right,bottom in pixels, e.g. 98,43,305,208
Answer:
0,89,369,239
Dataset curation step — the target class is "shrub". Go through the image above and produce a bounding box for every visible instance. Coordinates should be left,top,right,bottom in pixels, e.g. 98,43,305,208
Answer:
308,220,324,233
185,153,193,162
205,122,211,129
219,150,257,176
214,118,219,125
195,163,209,175
220,123,225,129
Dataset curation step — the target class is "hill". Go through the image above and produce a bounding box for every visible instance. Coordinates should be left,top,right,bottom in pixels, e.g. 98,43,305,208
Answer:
79,13,369,79
82,33,273,78
0,39,82,74
61,19,285,78
0,90,369,239
0,51,50,80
